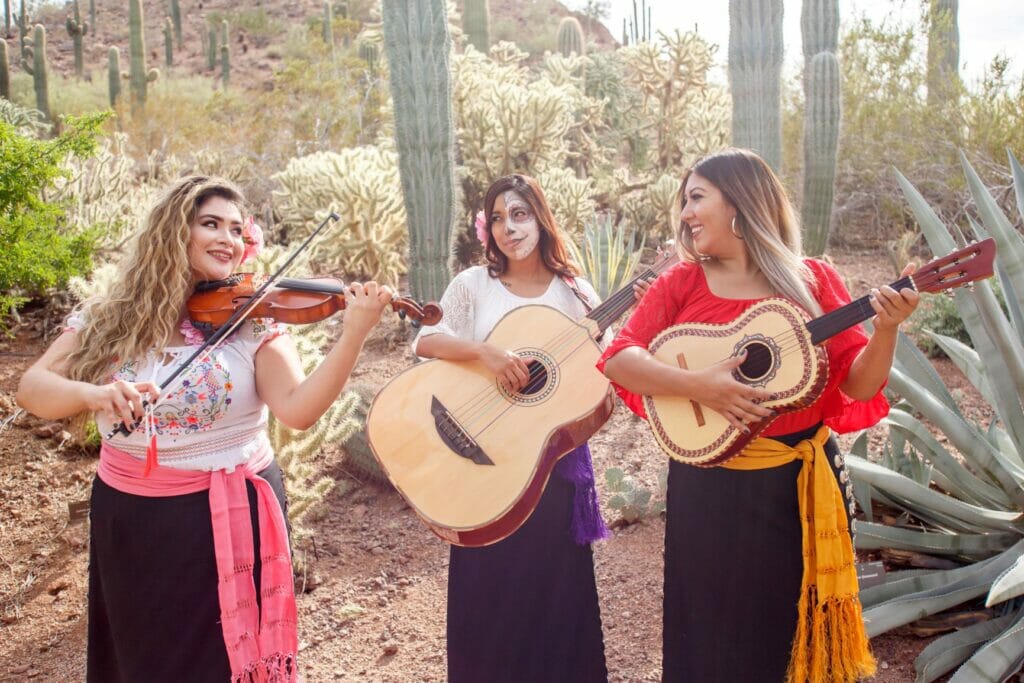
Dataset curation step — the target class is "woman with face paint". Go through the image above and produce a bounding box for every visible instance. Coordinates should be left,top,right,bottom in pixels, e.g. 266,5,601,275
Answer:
414,174,613,682
599,149,919,682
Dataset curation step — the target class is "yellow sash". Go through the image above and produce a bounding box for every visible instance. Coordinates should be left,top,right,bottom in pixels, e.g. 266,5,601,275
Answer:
723,425,876,683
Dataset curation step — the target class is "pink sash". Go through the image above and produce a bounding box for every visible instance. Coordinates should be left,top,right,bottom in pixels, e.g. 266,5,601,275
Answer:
98,442,299,682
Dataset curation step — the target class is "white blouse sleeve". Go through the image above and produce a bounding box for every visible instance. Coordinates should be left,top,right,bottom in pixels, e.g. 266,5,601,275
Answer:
412,269,477,354
574,277,614,349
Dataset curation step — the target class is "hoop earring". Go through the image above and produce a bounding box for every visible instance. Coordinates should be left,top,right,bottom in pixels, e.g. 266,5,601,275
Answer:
731,215,744,240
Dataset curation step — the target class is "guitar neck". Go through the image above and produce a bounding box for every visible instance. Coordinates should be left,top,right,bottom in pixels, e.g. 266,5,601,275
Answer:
805,275,915,345
586,266,661,334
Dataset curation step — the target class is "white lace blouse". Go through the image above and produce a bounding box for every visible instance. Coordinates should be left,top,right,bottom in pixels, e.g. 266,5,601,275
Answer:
66,314,285,472
412,266,604,352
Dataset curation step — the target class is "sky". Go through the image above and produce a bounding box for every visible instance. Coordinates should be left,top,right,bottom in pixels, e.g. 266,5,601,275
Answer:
602,0,1024,84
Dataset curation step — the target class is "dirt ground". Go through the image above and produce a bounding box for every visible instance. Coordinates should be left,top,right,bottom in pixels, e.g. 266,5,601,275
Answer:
0,249,1007,682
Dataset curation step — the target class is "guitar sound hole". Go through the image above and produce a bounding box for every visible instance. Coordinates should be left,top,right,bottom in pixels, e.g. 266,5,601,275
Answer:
518,360,548,396
737,342,773,381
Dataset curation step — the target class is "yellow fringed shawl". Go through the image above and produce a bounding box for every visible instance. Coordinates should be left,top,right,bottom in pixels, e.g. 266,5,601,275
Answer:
722,425,876,683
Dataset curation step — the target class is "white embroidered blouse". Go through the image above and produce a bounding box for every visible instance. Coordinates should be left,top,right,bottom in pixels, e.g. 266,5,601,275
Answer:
66,314,286,472
412,265,603,351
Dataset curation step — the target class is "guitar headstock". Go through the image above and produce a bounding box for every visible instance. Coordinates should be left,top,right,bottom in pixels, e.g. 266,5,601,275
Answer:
643,247,681,279
912,238,996,295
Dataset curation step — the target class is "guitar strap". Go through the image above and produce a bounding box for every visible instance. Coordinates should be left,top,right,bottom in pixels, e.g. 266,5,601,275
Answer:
560,275,594,313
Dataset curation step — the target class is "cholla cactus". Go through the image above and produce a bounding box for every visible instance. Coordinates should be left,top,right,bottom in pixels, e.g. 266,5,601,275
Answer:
272,147,407,283
535,166,595,238
620,172,679,242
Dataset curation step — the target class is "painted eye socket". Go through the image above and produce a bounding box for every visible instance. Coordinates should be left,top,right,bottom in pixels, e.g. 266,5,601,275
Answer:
510,208,532,222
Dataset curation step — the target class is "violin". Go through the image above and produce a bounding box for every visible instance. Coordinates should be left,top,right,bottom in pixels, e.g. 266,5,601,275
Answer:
187,273,443,339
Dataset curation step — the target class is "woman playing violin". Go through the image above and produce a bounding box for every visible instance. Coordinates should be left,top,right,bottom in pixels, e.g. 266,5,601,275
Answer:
16,175,393,681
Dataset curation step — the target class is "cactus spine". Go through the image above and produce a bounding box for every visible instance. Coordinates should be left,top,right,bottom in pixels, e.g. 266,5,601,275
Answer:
108,45,121,107
800,0,841,256
728,0,784,171
0,39,9,100
382,0,456,302
129,0,158,114
926,0,959,105
65,0,88,79
556,16,584,57
170,0,182,48
462,0,489,53
20,24,49,120
163,16,173,66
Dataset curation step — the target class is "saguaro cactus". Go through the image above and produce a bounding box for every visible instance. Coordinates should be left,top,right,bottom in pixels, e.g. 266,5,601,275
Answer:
926,0,959,105
16,0,29,59
163,16,173,66
129,0,158,113
88,0,95,30
207,25,217,70
323,1,334,51
800,0,841,256
462,0,489,53
557,16,585,57
108,45,121,107
728,0,784,171
221,43,229,89
4,0,11,38
170,0,182,48
0,39,9,100
20,24,50,120
382,0,457,302
359,41,378,74
65,0,88,78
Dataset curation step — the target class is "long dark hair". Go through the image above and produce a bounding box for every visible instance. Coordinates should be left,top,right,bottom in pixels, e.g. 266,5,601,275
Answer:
480,174,578,278
673,148,821,315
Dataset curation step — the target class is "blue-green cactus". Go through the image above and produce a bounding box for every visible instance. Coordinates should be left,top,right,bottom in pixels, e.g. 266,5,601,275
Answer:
129,0,158,114
0,39,9,100
728,0,784,171
800,0,841,256
382,0,456,302
170,0,182,48
462,0,489,53
20,24,50,120
107,45,121,107
926,0,959,105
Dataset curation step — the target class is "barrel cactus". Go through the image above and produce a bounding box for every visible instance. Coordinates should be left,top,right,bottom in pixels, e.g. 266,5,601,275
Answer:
728,0,784,171
382,0,457,302
65,0,88,79
800,0,841,256
557,16,585,57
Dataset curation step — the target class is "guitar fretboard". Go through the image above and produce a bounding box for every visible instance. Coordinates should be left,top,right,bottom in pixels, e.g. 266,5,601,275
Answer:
805,275,915,345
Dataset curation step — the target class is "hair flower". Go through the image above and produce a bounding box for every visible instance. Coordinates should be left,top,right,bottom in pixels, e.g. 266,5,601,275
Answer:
474,210,489,245
241,216,264,264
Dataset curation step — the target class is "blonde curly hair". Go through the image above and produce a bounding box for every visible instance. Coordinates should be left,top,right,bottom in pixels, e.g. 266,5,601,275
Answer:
64,176,246,391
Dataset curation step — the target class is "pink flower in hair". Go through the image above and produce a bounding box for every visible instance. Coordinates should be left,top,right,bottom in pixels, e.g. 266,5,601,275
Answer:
474,210,489,245
240,216,263,264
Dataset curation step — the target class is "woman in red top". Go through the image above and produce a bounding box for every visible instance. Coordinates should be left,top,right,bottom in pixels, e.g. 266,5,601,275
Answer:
599,148,918,682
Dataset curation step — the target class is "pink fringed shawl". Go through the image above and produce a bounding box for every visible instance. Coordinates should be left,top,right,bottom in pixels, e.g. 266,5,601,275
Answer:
98,442,299,682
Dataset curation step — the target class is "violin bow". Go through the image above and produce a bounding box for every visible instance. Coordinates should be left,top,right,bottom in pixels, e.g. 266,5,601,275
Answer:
108,211,341,438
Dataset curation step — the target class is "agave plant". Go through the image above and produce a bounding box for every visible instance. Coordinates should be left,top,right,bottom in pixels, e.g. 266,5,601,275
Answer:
846,150,1024,682
565,212,645,301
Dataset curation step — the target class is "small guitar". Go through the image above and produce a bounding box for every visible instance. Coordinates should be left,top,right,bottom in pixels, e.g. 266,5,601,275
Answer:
366,253,677,547
642,239,996,467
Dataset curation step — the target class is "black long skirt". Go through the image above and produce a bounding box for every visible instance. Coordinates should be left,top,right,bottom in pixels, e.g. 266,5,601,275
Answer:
662,424,851,683
447,474,608,683
87,462,288,683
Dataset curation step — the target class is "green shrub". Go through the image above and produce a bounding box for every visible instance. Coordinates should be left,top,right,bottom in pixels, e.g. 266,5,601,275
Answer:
0,111,108,328
908,280,1007,358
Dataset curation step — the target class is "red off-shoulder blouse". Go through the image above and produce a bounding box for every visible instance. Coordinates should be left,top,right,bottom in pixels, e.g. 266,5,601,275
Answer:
596,259,889,436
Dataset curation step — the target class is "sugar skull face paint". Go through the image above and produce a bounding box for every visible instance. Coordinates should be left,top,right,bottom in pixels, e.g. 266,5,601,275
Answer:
491,190,540,261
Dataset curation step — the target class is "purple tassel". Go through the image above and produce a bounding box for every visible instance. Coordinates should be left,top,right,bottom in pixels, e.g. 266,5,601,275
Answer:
554,443,610,545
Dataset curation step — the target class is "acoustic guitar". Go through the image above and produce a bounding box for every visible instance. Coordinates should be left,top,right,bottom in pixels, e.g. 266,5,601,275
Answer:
366,254,677,547
642,239,996,467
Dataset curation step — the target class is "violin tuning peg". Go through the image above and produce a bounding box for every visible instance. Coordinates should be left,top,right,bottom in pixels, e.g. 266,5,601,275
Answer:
398,310,407,320
411,320,422,329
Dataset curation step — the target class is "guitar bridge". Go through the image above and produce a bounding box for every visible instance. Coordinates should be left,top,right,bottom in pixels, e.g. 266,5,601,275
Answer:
430,396,494,466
